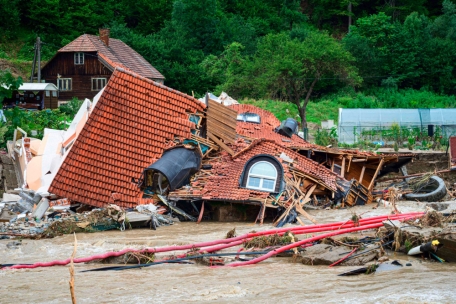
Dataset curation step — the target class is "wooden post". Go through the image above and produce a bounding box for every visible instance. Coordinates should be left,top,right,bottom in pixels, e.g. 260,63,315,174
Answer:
347,156,352,173
368,158,384,191
359,166,366,183
341,157,346,177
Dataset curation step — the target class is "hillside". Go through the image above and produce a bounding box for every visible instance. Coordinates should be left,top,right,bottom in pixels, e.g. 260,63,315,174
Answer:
2,0,456,132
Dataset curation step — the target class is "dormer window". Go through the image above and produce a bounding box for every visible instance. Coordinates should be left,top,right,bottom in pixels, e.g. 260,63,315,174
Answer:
237,112,260,123
240,155,284,193
247,161,277,191
74,52,84,65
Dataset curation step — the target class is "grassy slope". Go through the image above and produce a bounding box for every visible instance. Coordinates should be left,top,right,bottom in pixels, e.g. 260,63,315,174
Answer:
240,89,456,130
240,98,340,127
0,29,45,79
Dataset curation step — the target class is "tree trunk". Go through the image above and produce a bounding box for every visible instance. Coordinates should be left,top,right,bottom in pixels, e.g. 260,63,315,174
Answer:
299,106,307,130
298,78,319,132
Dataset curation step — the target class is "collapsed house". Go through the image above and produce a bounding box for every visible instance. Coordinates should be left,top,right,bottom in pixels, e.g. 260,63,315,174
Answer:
8,68,414,223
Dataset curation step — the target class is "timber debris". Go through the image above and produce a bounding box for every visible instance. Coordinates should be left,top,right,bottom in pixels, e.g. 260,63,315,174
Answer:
8,66,454,231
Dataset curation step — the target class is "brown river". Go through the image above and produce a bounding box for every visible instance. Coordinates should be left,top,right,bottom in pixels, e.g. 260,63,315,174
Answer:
1,202,455,303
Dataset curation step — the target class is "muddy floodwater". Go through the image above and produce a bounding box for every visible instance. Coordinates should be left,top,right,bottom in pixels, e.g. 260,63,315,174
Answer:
1,202,456,303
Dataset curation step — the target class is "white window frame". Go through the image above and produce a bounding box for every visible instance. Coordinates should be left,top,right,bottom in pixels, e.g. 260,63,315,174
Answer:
52,91,57,97
246,161,277,192
74,52,84,65
237,112,261,123
45,90,50,97
91,77,107,91
58,78,72,91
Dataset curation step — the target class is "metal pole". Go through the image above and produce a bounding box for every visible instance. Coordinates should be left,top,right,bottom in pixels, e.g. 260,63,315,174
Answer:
37,37,41,83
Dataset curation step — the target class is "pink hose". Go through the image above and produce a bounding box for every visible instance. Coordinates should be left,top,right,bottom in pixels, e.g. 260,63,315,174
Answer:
5,213,422,270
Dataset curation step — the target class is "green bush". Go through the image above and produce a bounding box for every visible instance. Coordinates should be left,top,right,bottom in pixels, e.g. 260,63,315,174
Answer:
315,127,338,147
59,97,83,118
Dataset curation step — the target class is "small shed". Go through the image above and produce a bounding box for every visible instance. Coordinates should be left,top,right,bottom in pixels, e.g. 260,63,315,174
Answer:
2,83,59,110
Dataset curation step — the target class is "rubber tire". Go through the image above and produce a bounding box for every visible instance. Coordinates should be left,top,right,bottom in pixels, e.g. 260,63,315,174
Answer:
404,176,447,202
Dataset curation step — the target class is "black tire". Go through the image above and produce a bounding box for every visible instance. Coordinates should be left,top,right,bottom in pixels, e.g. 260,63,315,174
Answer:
404,176,447,202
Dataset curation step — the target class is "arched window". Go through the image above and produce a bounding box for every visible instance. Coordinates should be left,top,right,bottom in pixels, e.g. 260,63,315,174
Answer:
246,161,278,191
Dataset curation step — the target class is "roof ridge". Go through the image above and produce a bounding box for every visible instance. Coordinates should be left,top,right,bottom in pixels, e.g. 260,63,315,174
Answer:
113,67,202,105
84,34,98,51
232,138,275,159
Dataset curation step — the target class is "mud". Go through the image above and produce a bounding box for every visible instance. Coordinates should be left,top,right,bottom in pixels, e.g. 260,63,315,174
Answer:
1,201,456,303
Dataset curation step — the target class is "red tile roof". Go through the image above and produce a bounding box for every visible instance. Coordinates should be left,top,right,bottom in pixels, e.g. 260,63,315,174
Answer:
59,34,164,80
184,139,341,201
230,104,321,150
49,68,205,208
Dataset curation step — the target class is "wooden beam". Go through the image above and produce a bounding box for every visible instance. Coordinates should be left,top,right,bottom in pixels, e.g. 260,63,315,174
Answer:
359,165,366,183
301,184,316,205
341,157,346,177
207,132,235,156
368,158,384,191
351,158,367,162
295,203,317,224
347,156,352,173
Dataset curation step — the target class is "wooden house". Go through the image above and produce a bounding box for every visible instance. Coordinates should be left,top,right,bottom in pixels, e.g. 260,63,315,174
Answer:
2,83,59,110
40,29,165,102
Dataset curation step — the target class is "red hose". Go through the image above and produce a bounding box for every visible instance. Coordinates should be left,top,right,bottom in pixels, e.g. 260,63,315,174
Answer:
217,222,385,268
5,213,423,270
328,247,357,267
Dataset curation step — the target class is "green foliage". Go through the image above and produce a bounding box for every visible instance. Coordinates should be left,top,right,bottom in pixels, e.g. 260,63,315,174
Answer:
344,5,456,93
59,97,83,117
2,0,456,106
0,70,23,104
0,124,8,145
1,107,70,146
315,127,338,147
0,0,20,39
207,29,360,129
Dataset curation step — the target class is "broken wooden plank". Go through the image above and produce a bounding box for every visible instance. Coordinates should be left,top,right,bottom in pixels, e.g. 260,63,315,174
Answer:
207,132,235,156
295,203,317,224
157,195,196,221
368,158,384,191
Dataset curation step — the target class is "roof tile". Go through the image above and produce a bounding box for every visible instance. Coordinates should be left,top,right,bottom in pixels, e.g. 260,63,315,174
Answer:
48,68,205,208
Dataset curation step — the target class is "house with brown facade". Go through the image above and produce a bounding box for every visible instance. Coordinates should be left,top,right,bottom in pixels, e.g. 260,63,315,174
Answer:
40,29,164,103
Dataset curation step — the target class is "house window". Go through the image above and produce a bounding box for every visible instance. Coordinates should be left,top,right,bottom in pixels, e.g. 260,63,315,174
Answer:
92,78,107,91
237,112,261,123
246,161,278,191
58,78,72,91
52,91,57,97
45,90,50,97
74,52,84,65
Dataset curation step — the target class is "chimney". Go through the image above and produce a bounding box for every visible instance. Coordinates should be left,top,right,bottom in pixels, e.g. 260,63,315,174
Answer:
99,28,110,47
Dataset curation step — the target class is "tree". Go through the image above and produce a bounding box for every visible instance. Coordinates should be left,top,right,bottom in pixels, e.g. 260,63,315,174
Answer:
0,0,20,38
0,70,23,105
251,31,361,129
